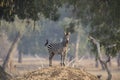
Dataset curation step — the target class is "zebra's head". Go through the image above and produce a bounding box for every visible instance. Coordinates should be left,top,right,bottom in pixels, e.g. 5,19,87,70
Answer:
62,32,70,46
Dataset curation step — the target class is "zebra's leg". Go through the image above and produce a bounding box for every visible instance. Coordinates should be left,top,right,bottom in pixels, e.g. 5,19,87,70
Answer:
61,53,66,66
63,54,66,66
49,52,54,66
60,54,63,66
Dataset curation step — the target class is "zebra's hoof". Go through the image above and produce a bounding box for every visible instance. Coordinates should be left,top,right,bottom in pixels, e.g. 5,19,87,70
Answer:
60,63,65,66
60,63,62,66
63,63,65,66
49,64,52,67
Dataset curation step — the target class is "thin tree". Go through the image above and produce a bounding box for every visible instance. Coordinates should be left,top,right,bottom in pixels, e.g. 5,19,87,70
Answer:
2,32,22,72
89,36,112,80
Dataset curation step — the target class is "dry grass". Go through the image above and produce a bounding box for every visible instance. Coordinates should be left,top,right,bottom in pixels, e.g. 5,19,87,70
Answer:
0,57,120,80
13,66,98,80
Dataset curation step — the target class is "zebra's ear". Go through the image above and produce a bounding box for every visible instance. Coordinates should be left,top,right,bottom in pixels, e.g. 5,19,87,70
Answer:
64,32,70,36
64,32,67,35
66,32,70,35
67,32,70,35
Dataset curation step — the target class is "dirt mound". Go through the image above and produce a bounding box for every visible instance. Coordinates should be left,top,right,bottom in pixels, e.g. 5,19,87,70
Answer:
0,66,12,80
14,66,98,80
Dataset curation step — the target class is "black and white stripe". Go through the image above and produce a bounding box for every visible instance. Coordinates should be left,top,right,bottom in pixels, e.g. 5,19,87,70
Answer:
45,32,70,66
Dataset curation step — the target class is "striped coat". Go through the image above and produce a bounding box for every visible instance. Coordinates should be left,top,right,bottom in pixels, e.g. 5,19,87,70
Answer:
45,32,70,66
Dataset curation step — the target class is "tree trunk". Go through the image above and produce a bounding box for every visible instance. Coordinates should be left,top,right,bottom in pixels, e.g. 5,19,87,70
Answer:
33,20,36,31
75,31,80,62
99,60,105,70
0,66,12,80
89,36,112,80
108,57,111,66
18,51,22,63
95,52,99,68
95,40,105,70
95,57,99,68
117,53,120,67
97,48,112,80
2,32,22,72
104,63,112,80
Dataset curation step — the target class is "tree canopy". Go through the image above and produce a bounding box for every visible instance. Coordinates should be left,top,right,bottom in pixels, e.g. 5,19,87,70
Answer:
63,0,120,56
0,0,63,22
0,0,120,56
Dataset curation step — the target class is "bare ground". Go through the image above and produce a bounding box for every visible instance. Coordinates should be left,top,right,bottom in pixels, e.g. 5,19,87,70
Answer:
0,57,120,80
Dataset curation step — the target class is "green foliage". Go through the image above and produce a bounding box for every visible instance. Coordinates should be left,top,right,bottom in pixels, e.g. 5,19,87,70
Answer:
65,22,76,33
89,0,120,56
0,0,119,57
0,0,63,22
63,0,120,56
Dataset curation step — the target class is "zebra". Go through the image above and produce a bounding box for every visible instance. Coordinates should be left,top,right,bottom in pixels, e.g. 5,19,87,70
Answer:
45,32,70,66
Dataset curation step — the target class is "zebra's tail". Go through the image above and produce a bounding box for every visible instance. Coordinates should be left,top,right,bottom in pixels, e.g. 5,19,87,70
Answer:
45,39,49,46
